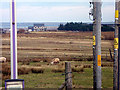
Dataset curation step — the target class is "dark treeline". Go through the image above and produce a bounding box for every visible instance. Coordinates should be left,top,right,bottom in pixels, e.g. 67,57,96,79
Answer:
58,22,115,31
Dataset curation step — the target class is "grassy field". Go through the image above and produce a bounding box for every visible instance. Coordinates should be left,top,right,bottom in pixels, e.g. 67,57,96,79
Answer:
2,31,114,88
2,31,114,61
17,61,113,88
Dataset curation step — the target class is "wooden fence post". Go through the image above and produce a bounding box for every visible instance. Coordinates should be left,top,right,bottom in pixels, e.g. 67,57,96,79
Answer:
58,82,66,90
65,62,72,90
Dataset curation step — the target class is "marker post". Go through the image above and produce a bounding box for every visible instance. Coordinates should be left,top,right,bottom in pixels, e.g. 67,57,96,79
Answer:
5,0,24,89
10,0,17,80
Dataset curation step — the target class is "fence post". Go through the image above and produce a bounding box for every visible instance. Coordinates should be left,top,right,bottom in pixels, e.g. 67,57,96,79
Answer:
65,62,72,90
58,82,66,90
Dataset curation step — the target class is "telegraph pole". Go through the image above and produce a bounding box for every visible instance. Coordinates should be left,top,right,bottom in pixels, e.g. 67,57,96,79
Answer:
92,1,97,89
89,1,99,89
95,0,102,89
114,0,119,89
118,1,120,90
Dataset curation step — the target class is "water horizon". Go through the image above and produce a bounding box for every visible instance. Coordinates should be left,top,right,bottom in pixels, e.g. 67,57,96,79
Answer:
0,22,114,29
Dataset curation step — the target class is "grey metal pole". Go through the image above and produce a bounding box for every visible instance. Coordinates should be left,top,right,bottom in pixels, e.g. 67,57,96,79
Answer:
113,0,119,89
93,1,97,89
95,0,102,89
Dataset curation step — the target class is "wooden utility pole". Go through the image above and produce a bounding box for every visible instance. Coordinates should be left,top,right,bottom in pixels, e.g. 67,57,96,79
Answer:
114,1,119,89
92,1,97,89
95,0,102,89
118,26,120,90
65,62,72,90
118,1,120,90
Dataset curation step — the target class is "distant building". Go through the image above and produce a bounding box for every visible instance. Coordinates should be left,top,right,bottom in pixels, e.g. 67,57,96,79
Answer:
0,28,10,34
47,26,58,31
28,23,47,32
0,28,3,34
28,26,33,32
17,29,26,33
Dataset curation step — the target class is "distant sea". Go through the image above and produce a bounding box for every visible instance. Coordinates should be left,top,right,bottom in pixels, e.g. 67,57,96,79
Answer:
0,22,114,29
0,22,67,29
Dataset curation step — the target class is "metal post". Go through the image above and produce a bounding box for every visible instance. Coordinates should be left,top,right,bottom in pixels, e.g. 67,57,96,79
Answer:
93,1,97,89
95,0,102,89
113,1,119,89
10,0,18,79
65,62,72,90
118,1,120,90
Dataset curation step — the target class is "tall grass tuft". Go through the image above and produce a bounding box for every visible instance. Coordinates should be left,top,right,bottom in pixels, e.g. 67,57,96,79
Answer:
21,61,30,65
31,68,44,73
2,75,10,80
101,63,113,67
51,68,65,73
83,64,92,68
72,65,84,72
18,67,31,75
2,63,11,76
2,63,11,80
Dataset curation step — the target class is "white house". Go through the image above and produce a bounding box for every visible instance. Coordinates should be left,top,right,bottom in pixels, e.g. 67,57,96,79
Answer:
33,24,47,31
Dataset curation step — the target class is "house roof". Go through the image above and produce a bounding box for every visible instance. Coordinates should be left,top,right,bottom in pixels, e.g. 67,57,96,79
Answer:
28,26,33,29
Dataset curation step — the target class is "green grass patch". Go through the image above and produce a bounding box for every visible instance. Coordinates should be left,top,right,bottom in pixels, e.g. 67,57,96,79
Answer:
17,64,113,88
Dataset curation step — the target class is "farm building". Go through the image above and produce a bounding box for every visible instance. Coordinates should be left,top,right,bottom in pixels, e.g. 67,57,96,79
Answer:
28,24,47,32
0,28,10,34
28,26,33,32
0,28,3,34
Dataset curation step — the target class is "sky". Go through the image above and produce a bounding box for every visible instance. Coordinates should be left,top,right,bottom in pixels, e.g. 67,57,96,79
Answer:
0,0,115,22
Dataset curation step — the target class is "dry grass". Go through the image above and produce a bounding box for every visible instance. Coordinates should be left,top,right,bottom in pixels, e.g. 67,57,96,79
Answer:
101,32,114,40
31,68,44,73
2,63,32,79
74,64,92,68
2,75,10,80
83,64,92,68
72,65,84,72
18,67,31,75
34,63,42,66
2,63,11,80
2,31,114,63
51,68,65,73
101,62,113,67
2,63,11,76
21,61,30,65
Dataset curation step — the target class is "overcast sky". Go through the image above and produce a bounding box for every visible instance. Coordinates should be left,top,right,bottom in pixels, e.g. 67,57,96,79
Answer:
0,0,115,22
